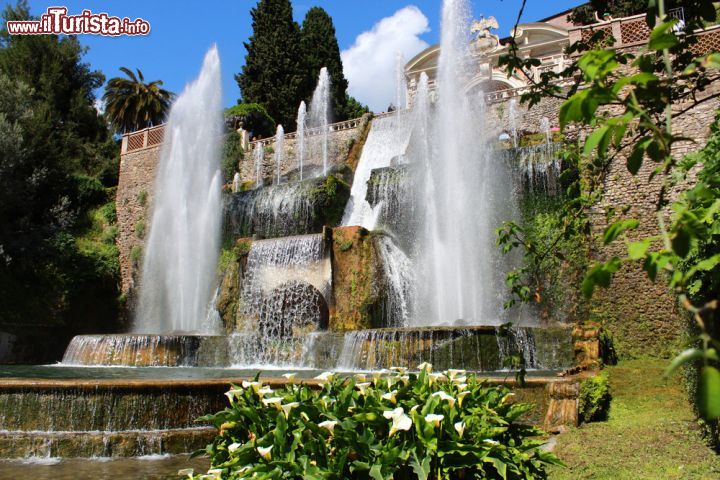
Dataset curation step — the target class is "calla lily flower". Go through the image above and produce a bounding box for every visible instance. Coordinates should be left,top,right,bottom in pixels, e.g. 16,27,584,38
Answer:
454,421,465,438
424,413,444,427
381,390,398,404
207,468,223,479
281,402,299,418
431,390,456,407
458,391,470,407
177,469,194,479
445,369,466,380
228,442,242,453
456,383,468,391
484,439,499,445
428,373,447,385
417,362,433,372
501,392,516,404
390,366,408,375
383,407,412,436
241,381,262,392
452,376,467,385
318,420,338,433
315,371,335,381
257,445,273,460
262,397,283,410
354,373,367,382
355,382,372,395
224,388,243,403
282,373,296,380
257,386,274,398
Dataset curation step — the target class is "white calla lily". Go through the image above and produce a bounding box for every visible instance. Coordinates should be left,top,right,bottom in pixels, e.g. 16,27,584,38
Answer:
383,407,412,436
315,371,335,381
241,381,262,392
454,421,465,438
428,373,447,385
257,445,273,460
282,373,296,380
281,402,299,418
224,388,243,403
381,390,398,404
262,397,283,410
452,376,467,385
417,362,433,372
390,366,408,374
318,420,338,433
177,469,194,479
457,391,470,407
484,439,499,445
456,383,468,391
355,382,372,395
228,442,242,453
445,369,466,380
424,413,444,427
431,390,456,407
354,373,367,382
257,386,274,398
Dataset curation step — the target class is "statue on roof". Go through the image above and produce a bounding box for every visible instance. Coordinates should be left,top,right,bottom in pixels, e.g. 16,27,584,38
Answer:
471,16,500,53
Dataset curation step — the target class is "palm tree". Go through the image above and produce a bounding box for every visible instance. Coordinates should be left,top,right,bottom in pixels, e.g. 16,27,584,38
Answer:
102,67,174,134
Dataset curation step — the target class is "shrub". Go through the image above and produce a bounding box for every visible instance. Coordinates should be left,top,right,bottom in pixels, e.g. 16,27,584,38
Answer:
578,372,611,423
225,103,275,138
222,131,243,184
191,366,561,479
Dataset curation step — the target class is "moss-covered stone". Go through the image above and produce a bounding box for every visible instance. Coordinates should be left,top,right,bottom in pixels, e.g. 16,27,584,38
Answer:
216,238,252,332
329,226,381,331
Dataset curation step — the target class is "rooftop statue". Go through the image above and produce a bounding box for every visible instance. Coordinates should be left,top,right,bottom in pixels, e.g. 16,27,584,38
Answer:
471,15,500,53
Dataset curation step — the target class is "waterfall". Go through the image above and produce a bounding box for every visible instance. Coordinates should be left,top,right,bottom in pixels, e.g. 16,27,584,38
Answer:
274,125,284,185
310,67,331,176
134,46,223,334
507,143,563,197
232,172,240,193
341,114,412,228
232,234,331,367
297,101,307,180
375,235,415,327
413,0,517,326
254,142,264,188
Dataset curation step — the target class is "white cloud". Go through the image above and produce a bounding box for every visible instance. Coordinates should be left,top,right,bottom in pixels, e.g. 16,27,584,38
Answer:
341,6,430,112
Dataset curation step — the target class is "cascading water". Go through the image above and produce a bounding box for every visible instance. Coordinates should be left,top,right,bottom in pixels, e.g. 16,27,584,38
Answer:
297,101,307,180
375,235,415,327
309,67,331,176
134,46,223,334
395,52,407,114
232,234,331,367
511,143,563,197
341,114,412,229
414,0,518,326
274,125,284,184
541,116,551,144
254,142,264,187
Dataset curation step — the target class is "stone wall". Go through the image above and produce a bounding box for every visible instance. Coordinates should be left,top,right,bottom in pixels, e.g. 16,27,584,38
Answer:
240,116,370,186
488,84,719,358
116,144,161,299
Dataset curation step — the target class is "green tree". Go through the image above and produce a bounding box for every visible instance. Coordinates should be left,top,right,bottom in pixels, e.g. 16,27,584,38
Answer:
225,102,275,138
299,7,350,120
0,1,121,360
236,0,304,131
343,93,370,120
102,67,174,134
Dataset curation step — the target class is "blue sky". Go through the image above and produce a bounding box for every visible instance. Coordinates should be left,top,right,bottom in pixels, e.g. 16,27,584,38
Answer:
7,1,585,111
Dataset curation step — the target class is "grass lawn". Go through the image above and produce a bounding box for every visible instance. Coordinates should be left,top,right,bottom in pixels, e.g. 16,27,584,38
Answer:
548,359,720,479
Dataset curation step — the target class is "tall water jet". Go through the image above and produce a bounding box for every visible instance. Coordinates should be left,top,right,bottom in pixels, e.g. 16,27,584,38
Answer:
274,124,284,185
541,116,551,144
310,67,331,176
254,142,264,188
509,98,520,148
297,101,307,180
395,52,407,115
135,46,223,333
232,172,240,193
415,0,517,326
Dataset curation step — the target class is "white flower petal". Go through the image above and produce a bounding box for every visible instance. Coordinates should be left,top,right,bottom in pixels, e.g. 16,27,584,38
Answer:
454,421,465,438
424,413,444,427
257,445,273,460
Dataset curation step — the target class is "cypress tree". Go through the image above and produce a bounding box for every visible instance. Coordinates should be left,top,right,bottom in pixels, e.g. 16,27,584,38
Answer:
236,0,303,131
299,7,351,121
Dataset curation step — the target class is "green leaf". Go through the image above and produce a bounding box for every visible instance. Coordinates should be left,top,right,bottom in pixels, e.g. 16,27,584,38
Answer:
671,228,691,258
628,240,650,260
698,366,720,420
578,50,619,81
409,452,431,480
604,219,639,245
665,348,705,376
582,257,622,298
486,457,508,480
583,126,610,157
648,21,679,50
369,464,385,480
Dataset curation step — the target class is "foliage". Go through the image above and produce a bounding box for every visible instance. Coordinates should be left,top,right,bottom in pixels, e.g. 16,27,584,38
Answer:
192,366,561,479
236,0,304,131
0,2,121,344
225,103,275,138
222,131,244,184
299,7,349,120
102,67,174,134
344,94,371,120
498,0,720,421
578,372,612,423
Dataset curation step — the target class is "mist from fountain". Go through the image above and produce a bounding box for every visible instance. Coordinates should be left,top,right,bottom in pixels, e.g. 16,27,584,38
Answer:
395,52,407,115
297,101,307,180
134,46,223,334
509,98,520,148
309,67,330,176
541,116,551,144
414,0,518,326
